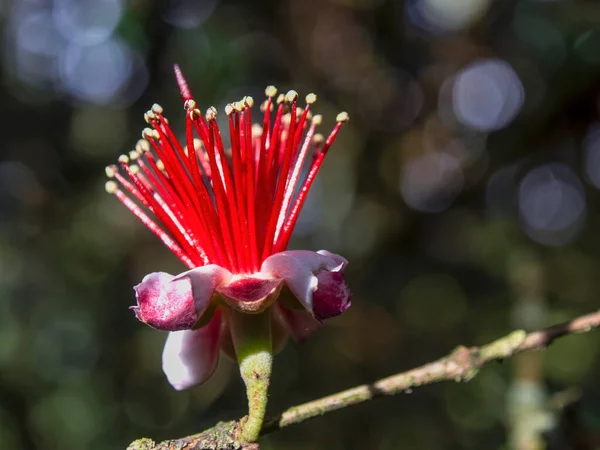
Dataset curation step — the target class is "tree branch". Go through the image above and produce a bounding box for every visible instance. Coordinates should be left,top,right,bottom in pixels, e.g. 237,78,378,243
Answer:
127,309,600,450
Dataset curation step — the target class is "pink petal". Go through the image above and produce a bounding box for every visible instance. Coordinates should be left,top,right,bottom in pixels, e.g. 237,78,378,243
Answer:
277,303,321,343
261,250,350,319
216,277,282,313
133,272,197,331
176,264,232,313
133,265,231,331
162,310,223,390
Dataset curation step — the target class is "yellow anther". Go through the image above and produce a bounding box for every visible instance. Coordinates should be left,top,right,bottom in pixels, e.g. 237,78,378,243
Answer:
245,96,254,108
151,103,163,115
118,154,129,164
260,100,273,112
313,133,324,145
105,181,118,194
184,99,196,110
129,164,140,175
189,108,201,119
206,106,217,121
142,128,155,140
312,114,323,125
105,165,116,178
265,85,277,98
136,139,150,153
224,104,234,116
129,150,139,160
336,111,350,122
251,124,263,138
276,94,285,104
156,160,165,171
305,93,317,104
285,90,298,102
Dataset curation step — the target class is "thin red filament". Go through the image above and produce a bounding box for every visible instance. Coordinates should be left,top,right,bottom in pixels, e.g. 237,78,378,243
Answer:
107,69,347,274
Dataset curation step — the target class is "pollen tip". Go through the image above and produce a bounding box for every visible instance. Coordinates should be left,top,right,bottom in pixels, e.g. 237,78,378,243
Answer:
305,93,317,104
276,93,285,104
129,150,139,160
265,85,277,97
118,154,129,164
190,108,201,119
129,164,140,174
142,128,155,140
251,124,263,138
285,90,298,102
260,100,274,112
151,103,163,115
245,96,254,108
173,64,193,102
184,99,196,111
312,114,323,125
105,180,118,194
206,106,217,121
336,111,350,123
105,165,116,178
224,104,234,116
156,160,165,171
136,139,150,153
313,133,324,145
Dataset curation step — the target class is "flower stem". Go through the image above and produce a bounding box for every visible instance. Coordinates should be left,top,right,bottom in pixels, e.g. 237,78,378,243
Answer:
227,309,273,443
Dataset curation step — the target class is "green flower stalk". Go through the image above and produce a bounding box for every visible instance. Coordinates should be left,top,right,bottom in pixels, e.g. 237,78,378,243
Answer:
228,310,272,441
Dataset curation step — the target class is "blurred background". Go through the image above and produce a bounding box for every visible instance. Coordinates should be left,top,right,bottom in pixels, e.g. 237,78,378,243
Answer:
2,0,600,449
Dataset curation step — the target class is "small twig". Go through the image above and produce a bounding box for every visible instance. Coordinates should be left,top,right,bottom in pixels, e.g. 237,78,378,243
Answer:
127,309,600,450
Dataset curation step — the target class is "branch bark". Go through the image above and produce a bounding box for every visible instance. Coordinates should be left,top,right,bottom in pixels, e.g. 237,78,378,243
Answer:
127,309,600,450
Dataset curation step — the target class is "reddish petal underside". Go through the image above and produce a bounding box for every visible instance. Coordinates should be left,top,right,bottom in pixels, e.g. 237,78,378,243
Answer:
277,303,321,343
217,277,283,313
133,272,198,331
312,270,352,321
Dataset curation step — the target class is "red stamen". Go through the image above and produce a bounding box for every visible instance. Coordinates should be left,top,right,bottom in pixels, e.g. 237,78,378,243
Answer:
107,183,195,269
205,117,238,271
261,92,299,260
174,64,193,102
118,158,206,265
276,114,348,251
243,99,259,271
106,69,347,274
274,115,318,247
228,108,251,272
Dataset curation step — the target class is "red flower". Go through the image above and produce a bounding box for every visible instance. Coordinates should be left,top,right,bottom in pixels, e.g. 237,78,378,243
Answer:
106,66,350,390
